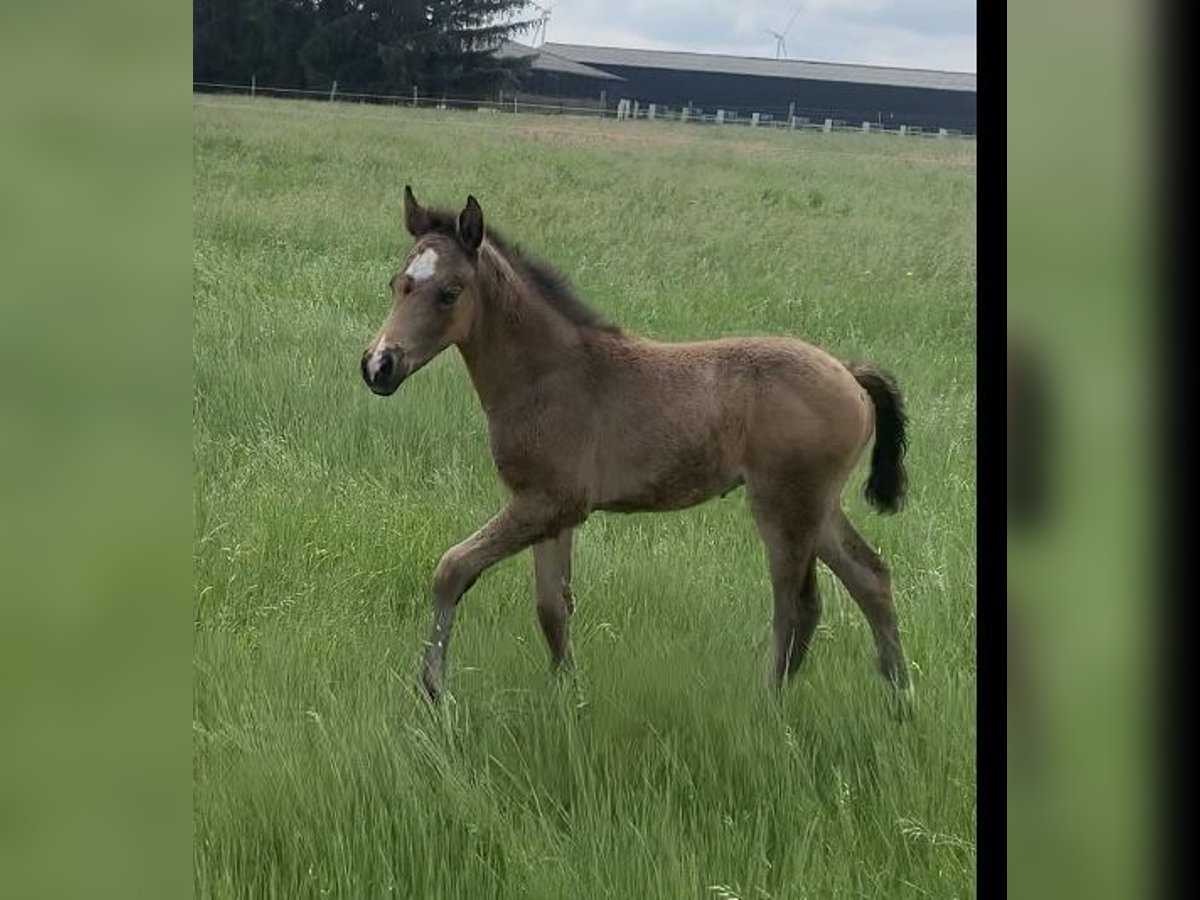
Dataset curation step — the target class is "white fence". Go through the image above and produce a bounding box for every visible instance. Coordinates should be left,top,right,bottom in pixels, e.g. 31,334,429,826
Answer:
193,81,975,140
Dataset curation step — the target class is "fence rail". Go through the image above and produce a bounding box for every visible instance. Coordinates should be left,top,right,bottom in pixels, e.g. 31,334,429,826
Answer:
193,81,975,140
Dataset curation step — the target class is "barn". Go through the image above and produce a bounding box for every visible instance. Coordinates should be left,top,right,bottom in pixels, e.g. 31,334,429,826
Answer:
494,40,625,105
510,42,976,134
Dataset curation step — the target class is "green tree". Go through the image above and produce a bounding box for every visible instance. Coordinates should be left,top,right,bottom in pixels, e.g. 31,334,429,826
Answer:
194,0,537,98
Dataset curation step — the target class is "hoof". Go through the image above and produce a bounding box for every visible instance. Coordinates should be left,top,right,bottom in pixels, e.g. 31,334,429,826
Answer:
888,683,916,721
419,669,442,704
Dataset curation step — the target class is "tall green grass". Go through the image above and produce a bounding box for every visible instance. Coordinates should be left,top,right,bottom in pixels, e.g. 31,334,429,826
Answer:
194,97,976,899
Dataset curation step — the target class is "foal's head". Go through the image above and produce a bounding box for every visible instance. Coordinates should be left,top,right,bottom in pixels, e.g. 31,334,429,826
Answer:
361,186,485,396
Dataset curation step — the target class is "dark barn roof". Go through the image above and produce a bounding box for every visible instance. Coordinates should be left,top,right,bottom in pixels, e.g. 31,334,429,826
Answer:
542,43,975,93
495,41,625,82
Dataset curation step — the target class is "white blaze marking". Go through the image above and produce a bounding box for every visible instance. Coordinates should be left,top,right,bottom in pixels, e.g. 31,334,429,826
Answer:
405,247,439,283
366,342,389,379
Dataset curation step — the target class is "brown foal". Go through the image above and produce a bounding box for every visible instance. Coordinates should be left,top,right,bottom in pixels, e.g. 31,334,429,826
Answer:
362,188,910,702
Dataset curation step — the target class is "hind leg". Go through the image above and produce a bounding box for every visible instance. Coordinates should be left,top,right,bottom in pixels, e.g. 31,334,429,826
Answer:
818,507,909,689
770,552,821,682
532,528,575,670
748,482,825,685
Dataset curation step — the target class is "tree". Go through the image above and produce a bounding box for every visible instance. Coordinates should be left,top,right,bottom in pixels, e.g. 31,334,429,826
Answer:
194,0,538,98
194,0,315,87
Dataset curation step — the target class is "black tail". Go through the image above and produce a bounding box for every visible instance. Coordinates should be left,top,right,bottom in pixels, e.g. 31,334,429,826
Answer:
846,363,908,514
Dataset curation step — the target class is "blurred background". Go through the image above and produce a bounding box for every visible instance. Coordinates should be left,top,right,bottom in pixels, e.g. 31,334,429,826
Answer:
1008,0,1155,896
0,0,1162,895
0,2,191,898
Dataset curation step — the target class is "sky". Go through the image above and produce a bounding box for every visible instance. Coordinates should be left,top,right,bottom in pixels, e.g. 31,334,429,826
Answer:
522,0,976,73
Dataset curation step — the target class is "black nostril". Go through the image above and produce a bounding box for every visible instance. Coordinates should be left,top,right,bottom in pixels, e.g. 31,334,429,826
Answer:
362,346,405,394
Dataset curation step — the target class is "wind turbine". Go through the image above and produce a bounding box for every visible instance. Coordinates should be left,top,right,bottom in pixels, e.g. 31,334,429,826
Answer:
765,7,801,59
530,2,555,46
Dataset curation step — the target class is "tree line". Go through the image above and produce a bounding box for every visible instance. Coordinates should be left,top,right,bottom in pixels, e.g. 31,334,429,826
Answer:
194,0,537,98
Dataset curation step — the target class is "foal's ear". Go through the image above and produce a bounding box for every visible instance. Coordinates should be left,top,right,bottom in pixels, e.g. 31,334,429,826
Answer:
403,185,432,237
457,195,484,253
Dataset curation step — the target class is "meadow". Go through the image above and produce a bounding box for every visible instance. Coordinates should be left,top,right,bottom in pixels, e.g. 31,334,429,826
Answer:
193,96,976,899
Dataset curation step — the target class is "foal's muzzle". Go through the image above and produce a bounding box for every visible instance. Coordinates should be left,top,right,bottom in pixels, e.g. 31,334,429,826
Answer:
361,345,407,396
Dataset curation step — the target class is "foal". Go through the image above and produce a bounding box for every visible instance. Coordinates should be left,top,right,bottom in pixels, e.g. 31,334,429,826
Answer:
362,188,911,702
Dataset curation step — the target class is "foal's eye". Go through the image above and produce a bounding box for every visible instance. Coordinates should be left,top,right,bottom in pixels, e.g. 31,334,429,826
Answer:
436,286,462,306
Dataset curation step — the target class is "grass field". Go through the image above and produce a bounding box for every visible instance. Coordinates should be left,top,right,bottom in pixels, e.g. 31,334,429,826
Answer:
193,96,976,899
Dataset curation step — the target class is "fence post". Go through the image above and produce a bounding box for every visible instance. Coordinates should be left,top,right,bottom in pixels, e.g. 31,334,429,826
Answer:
648,103,656,120
633,100,639,119
899,124,907,136
862,121,870,133
330,80,338,102
716,109,725,124
790,115,797,129
751,112,760,127
514,95,518,114
823,117,832,133
251,74,256,98
412,85,418,108
788,101,794,121
938,127,948,139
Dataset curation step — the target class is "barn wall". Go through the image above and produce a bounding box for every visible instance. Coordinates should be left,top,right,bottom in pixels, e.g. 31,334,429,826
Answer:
526,64,975,132
521,70,617,103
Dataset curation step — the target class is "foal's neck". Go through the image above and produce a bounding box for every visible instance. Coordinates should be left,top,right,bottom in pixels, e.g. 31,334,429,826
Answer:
455,244,584,413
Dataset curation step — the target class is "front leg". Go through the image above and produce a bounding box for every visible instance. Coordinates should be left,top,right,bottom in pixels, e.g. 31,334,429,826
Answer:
420,499,576,702
533,527,575,669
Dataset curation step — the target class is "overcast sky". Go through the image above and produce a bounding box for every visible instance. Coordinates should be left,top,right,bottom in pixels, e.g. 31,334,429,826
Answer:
524,0,975,73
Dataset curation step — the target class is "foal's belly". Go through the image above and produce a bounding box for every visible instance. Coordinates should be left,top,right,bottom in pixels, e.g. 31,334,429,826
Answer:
593,460,744,513
597,480,743,514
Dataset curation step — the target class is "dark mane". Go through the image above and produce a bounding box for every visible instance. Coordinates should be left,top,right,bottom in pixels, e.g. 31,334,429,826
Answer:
421,207,621,334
